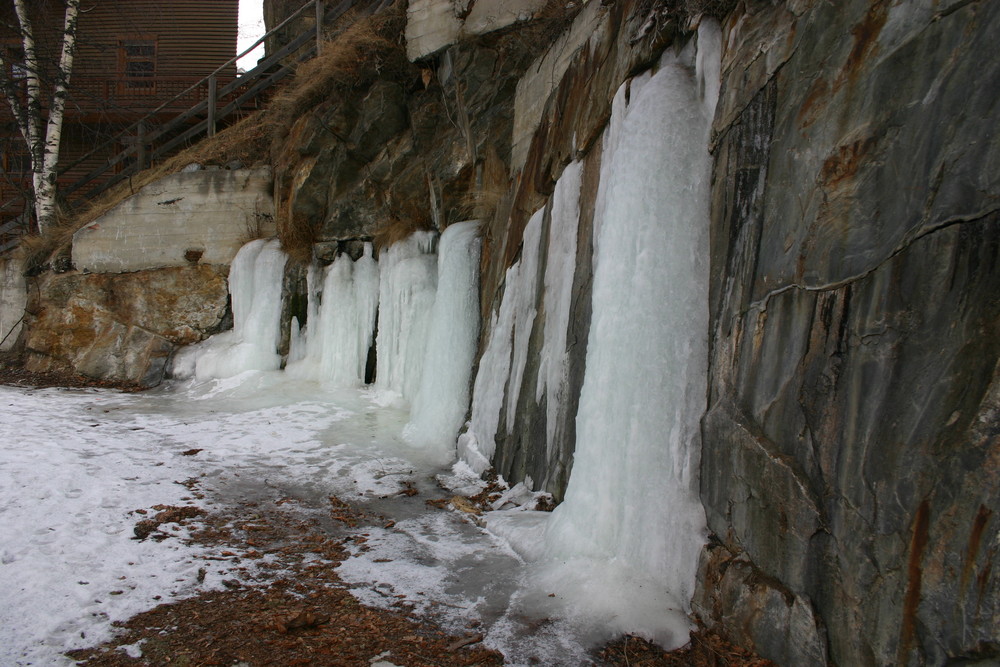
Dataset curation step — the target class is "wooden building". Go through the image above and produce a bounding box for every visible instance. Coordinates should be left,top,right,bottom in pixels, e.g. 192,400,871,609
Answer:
0,0,240,224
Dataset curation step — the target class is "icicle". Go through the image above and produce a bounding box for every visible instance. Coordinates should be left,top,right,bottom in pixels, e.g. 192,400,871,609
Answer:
532,28,721,649
404,221,481,457
458,211,544,473
174,239,287,380
285,248,379,387
373,232,438,403
535,160,583,458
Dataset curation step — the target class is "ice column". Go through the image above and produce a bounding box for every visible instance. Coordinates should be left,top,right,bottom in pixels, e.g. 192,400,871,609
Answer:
405,221,482,457
374,232,438,403
535,161,582,461
179,239,288,380
285,245,379,386
537,23,721,649
457,211,543,473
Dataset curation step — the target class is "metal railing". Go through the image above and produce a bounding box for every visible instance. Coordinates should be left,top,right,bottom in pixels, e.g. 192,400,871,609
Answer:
0,0,392,255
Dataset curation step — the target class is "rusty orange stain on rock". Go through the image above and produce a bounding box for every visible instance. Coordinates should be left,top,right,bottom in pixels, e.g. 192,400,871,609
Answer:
797,76,830,129
820,136,877,188
962,504,993,592
843,1,889,81
898,499,931,664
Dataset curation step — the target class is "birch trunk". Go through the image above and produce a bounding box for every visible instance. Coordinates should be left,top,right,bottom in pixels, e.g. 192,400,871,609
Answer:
2,0,81,235
35,0,81,233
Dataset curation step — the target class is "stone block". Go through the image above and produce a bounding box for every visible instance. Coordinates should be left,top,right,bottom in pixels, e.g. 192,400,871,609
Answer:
0,256,25,351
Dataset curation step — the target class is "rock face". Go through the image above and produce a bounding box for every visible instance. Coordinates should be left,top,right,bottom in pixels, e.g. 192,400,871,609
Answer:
694,1,1000,665
23,266,230,386
405,0,549,60
6,0,997,662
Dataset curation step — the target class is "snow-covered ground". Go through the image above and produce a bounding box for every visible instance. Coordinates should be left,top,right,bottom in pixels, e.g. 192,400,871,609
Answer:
0,377,589,667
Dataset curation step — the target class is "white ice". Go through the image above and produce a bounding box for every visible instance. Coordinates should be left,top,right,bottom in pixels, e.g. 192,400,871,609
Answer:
286,245,379,386
457,211,544,474
171,238,287,380
533,24,721,649
373,231,438,404
404,221,482,459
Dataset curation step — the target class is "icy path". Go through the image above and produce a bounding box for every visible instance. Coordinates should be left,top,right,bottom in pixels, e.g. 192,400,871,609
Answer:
0,378,593,666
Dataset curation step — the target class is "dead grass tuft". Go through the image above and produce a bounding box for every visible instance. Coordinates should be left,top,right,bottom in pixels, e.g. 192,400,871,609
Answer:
278,208,319,265
266,4,413,143
374,194,435,252
16,206,80,275
459,146,510,222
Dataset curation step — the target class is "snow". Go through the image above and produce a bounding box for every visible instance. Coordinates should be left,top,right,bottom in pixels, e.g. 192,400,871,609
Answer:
0,386,221,665
0,377,576,666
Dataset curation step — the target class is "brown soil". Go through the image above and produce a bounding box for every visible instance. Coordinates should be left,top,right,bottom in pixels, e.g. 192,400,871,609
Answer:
63,483,772,667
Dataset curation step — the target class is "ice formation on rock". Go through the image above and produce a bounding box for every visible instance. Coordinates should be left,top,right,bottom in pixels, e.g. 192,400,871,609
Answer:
405,221,482,458
373,232,438,403
458,210,544,474
286,245,379,386
172,239,287,380
535,23,721,648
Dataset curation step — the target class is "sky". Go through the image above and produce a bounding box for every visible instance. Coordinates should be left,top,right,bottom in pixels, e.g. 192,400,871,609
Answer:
237,0,267,71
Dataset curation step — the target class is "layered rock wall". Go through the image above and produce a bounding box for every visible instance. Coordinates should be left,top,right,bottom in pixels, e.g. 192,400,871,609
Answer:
695,0,1000,664
22,266,230,386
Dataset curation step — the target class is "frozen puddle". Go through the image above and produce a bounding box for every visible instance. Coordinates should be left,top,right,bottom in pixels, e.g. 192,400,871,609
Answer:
0,378,591,666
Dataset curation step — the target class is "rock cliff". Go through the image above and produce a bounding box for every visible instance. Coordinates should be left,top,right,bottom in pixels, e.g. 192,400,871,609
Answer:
5,0,997,662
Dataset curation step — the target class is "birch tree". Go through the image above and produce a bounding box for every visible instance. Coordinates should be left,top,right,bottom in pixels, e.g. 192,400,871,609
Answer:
0,0,81,234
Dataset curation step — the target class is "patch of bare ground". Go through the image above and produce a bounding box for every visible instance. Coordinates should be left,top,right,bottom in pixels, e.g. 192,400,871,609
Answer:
0,351,144,391
68,487,504,667
596,631,776,667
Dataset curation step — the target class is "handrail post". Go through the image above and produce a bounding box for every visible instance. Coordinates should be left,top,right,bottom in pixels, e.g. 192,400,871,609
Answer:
137,120,147,171
316,0,324,56
207,75,217,138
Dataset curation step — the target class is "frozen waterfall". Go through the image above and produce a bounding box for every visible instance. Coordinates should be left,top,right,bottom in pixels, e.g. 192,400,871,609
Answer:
171,239,287,380
404,221,482,458
285,245,379,386
538,24,719,648
473,22,722,650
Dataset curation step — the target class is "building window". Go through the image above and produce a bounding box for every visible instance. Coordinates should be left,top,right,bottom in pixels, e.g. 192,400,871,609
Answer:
3,44,26,81
118,38,156,93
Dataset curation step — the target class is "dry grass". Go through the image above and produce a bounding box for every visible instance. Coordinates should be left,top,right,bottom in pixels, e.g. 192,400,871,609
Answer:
373,194,435,252
16,207,80,275
459,146,510,222
76,111,271,229
266,3,412,143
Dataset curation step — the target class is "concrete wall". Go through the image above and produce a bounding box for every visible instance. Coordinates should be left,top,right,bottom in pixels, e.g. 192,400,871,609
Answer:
0,256,26,351
72,167,275,274
406,0,550,60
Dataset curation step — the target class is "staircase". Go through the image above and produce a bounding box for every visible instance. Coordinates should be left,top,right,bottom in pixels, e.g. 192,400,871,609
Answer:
0,0,395,255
